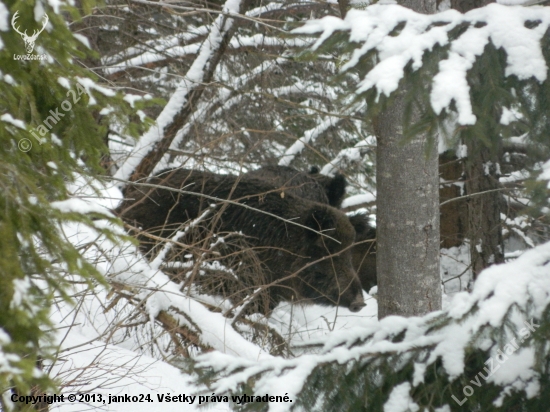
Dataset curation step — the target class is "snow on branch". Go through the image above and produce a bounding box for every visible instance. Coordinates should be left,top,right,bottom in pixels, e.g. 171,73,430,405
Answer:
115,0,251,184
104,35,303,76
278,97,365,167
294,4,550,126
154,58,290,171
320,134,372,175
94,231,270,360
103,0,303,75
540,159,550,189
124,257,269,360
278,115,342,167
196,240,550,410
102,27,209,74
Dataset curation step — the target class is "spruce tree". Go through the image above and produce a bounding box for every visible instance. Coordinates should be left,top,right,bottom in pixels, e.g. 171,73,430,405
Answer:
0,1,148,408
374,0,442,318
194,4,550,411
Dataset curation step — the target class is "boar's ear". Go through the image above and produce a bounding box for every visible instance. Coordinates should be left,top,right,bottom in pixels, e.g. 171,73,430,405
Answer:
326,174,347,208
309,168,347,208
348,212,369,235
348,212,376,241
304,207,336,241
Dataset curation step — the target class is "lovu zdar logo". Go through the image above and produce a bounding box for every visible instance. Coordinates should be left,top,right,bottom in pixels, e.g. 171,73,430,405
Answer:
11,11,48,54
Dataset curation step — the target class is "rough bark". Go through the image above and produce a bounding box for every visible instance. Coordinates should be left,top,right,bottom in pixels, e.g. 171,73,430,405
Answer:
464,140,505,278
450,0,493,12
401,0,436,13
338,0,349,18
375,29,441,321
439,151,467,248
375,95,441,317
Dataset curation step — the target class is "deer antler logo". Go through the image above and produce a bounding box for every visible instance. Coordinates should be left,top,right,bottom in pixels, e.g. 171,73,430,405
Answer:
11,11,49,54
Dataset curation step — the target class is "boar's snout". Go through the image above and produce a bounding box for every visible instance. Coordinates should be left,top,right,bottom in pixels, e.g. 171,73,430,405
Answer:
348,295,366,312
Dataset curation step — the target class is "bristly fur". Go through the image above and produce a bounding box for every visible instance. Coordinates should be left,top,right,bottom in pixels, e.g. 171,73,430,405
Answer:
247,165,376,290
117,168,365,313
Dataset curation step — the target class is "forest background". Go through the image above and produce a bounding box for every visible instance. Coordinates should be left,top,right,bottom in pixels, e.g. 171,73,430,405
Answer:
1,0,550,411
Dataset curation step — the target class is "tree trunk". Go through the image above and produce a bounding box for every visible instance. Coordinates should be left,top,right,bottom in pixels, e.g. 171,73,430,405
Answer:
338,0,350,18
439,151,467,248
375,90,441,318
464,139,505,278
449,0,503,279
375,0,441,319
450,0,493,12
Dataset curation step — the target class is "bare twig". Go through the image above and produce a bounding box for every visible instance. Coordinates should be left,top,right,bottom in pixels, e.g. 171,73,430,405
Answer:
439,187,509,207
110,176,342,244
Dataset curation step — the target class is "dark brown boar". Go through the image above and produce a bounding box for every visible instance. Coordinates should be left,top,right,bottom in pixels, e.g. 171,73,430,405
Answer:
118,168,365,312
245,165,377,292
308,166,348,209
246,165,347,208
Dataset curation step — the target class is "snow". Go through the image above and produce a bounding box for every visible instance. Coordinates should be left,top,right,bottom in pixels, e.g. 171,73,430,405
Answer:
342,193,376,208
72,33,90,48
51,179,271,362
294,4,550,125
441,243,471,295
34,1,47,24
0,2,8,32
100,106,115,115
77,77,116,104
481,5,548,82
47,0,63,14
104,44,201,75
57,77,70,89
48,327,231,411
432,48,479,125
155,55,340,173
11,277,32,309
320,135,371,176
500,106,523,125
50,197,114,216
5,1,549,410
102,25,210,73
498,0,532,3
104,35,304,77
196,240,550,410
0,113,26,129
14,154,549,412
123,94,145,108
539,159,550,188
448,242,550,323
2,73,14,85
115,0,245,182
384,383,419,412
36,173,392,411
489,347,536,386
278,116,341,167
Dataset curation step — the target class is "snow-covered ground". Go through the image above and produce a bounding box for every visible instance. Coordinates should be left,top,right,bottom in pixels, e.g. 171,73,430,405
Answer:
40,157,546,412
39,176,381,411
